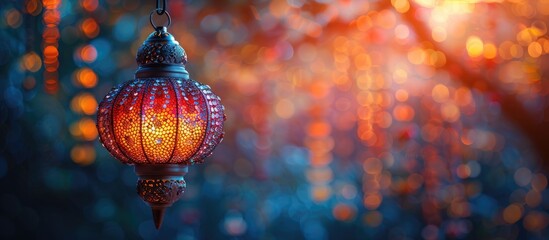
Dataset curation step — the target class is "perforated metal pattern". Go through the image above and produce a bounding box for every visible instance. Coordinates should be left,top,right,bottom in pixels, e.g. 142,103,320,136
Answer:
190,81,225,164
97,83,131,164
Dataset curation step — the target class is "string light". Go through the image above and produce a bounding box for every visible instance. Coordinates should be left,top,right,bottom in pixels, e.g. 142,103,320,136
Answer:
70,0,102,166
42,0,61,94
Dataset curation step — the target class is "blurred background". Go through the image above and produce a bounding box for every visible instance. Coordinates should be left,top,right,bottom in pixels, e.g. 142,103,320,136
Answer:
1,0,549,239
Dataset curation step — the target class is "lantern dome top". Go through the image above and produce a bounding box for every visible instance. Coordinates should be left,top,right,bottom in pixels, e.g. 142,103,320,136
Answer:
136,26,187,78
136,27,187,66
135,27,189,78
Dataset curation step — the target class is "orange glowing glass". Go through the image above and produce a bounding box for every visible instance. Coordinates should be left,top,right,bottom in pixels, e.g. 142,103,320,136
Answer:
97,77,223,164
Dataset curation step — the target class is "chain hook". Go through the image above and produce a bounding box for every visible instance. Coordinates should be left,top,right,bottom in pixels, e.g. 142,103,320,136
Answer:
150,9,171,29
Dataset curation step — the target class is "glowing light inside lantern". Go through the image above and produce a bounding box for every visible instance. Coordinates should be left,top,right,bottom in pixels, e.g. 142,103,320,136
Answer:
98,77,223,164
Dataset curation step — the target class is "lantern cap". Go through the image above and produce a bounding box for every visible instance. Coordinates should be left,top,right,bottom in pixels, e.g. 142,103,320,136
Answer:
136,27,188,66
135,27,189,78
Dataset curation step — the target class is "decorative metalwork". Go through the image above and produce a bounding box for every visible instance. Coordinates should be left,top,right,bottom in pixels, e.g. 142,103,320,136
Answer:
136,178,186,205
136,28,187,65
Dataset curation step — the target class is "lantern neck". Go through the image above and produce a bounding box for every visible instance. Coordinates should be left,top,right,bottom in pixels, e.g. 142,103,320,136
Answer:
135,65,189,79
135,164,189,177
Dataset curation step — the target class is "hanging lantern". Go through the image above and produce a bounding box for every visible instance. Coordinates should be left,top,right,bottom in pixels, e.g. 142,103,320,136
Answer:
96,6,225,229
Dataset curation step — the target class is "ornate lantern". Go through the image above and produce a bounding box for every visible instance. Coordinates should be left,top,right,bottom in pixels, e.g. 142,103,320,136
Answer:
96,7,225,229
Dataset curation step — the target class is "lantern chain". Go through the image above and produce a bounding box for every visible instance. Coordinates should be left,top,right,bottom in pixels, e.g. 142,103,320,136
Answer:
150,9,171,29
150,0,170,29
156,0,167,14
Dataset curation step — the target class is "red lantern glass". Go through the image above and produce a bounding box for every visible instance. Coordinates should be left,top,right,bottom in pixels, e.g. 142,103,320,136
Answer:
97,76,224,165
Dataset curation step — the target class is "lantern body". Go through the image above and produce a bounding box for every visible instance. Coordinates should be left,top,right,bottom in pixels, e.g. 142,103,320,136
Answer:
96,77,224,164
95,26,224,229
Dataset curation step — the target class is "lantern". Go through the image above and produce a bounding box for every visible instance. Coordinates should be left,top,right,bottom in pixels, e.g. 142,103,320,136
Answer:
96,9,225,229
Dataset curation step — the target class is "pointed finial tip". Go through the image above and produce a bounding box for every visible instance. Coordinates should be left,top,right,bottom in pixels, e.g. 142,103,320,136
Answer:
152,207,166,230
